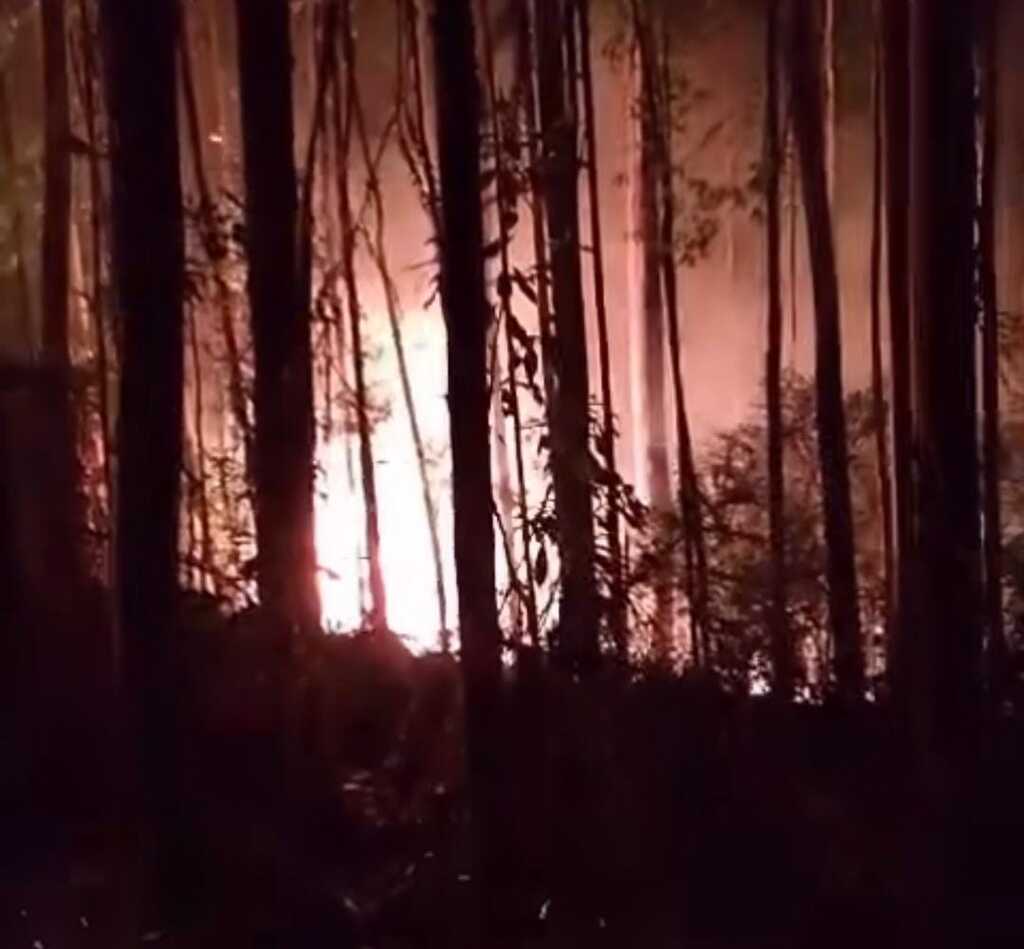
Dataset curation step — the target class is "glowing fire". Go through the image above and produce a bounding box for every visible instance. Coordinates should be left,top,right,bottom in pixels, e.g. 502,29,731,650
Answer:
313,308,457,653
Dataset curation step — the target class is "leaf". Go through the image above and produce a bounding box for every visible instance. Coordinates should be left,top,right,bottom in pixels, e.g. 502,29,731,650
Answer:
534,544,549,587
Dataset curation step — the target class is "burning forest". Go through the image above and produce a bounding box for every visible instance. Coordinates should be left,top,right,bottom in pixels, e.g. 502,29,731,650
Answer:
4,0,1024,946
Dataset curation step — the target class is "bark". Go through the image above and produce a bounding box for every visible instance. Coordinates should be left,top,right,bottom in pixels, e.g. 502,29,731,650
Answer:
785,0,864,701
533,0,600,667
910,0,983,747
102,0,186,913
980,2,1006,702
882,0,914,695
235,0,320,635
335,0,388,630
431,0,503,904
577,0,625,652
870,0,895,671
765,0,791,698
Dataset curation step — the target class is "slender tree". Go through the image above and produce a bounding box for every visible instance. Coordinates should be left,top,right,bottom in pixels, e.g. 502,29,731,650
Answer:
41,0,84,592
764,0,791,697
882,0,914,693
102,0,186,915
869,0,895,664
334,0,388,630
979,0,1006,702
910,0,983,747
577,0,625,650
533,0,600,667
631,0,675,658
0,73,34,350
785,0,864,700
654,18,710,666
431,0,503,902
235,0,320,637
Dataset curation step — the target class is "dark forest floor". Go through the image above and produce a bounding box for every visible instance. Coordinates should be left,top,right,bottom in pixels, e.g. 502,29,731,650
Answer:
5,603,1024,947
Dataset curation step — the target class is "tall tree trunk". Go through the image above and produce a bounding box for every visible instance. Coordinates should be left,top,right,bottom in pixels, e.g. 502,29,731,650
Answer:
41,0,84,592
431,0,503,908
823,0,836,208
631,0,674,659
882,0,914,696
654,19,710,667
785,0,864,701
235,0,320,636
102,0,186,917
335,0,388,630
577,0,625,653
533,0,600,668
480,0,541,648
178,12,253,472
910,0,982,750
980,1,1006,703
765,0,791,698
869,0,895,674
0,74,35,351
75,0,113,563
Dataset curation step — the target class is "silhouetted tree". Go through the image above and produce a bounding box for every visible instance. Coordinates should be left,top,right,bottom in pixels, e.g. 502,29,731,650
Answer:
102,0,187,916
533,0,600,666
431,0,503,902
785,0,864,700
882,0,914,695
764,0,791,697
234,0,320,635
869,0,895,660
910,0,983,748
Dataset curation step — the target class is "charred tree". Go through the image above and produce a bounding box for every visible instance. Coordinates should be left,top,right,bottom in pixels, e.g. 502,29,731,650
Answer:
102,0,186,915
235,0,321,635
764,0,791,697
533,0,600,667
785,0,864,701
431,0,503,906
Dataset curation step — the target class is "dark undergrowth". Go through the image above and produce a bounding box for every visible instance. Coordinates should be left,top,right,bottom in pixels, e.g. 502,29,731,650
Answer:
5,596,1024,948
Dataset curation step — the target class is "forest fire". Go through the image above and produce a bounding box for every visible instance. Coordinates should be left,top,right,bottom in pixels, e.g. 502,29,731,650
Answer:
6,0,1024,946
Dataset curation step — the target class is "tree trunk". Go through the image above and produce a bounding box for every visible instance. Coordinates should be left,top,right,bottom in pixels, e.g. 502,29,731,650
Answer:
785,0,864,701
0,74,35,351
431,0,503,908
577,0,625,653
41,0,84,593
910,0,983,749
654,19,710,668
631,0,674,660
480,0,541,648
335,0,388,630
882,0,914,696
765,0,791,698
870,0,895,676
235,0,320,637
533,0,600,667
102,0,186,918
980,1,1006,703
